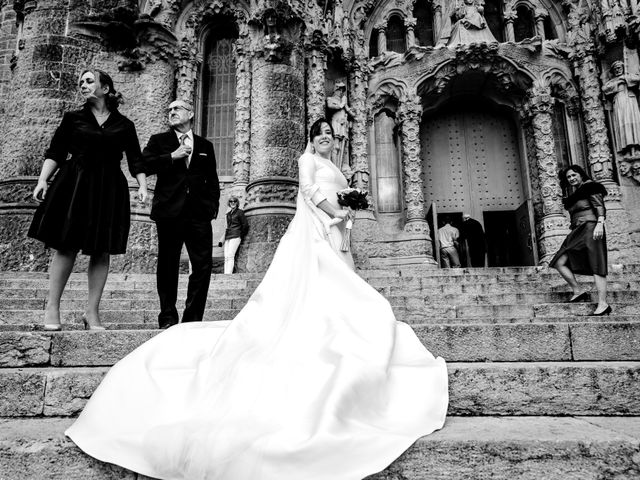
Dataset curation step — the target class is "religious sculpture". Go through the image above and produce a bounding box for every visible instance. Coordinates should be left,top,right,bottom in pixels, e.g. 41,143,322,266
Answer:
602,60,640,157
446,0,498,46
326,81,354,169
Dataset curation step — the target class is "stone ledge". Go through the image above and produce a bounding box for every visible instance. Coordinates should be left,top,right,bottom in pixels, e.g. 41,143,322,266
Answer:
1,417,639,480
1,362,638,417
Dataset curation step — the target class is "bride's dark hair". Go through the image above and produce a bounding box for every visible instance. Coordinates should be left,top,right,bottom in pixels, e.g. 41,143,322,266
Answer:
309,118,335,141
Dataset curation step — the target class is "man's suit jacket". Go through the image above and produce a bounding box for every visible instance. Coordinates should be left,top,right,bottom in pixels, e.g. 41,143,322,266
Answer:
143,130,220,222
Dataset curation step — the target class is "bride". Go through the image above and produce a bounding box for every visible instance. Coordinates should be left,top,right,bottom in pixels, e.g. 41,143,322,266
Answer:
66,118,449,480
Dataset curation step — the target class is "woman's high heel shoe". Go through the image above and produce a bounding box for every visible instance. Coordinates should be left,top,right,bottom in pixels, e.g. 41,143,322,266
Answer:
592,305,612,316
82,317,106,331
569,291,590,303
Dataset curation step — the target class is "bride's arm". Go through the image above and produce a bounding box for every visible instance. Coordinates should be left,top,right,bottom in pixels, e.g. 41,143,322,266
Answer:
298,153,347,219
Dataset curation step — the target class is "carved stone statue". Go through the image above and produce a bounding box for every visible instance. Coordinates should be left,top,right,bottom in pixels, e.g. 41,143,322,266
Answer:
603,61,640,156
326,80,354,169
446,0,498,46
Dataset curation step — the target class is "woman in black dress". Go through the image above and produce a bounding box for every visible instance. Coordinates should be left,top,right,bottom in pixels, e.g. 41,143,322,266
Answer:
29,69,147,330
550,165,610,315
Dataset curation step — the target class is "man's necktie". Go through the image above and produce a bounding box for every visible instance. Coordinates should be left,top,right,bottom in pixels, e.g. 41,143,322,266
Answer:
180,134,190,168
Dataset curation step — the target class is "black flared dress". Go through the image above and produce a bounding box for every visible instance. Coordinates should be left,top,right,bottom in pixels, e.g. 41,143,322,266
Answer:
550,181,608,276
28,105,143,255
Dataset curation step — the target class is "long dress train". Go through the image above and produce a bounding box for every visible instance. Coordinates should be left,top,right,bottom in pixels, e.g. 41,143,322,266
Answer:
66,152,449,480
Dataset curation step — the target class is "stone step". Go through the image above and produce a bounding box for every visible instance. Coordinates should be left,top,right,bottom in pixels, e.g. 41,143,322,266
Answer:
3,312,640,332
0,291,637,314
1,321,638,368
2,306,639,329
1,280,638,298
1,362,637,417
1,416,639,480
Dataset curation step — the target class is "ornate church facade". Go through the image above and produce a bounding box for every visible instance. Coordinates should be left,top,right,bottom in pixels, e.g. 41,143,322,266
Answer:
0,0,639,272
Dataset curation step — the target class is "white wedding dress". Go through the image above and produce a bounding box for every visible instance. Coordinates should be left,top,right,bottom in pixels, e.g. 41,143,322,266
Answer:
66,152,449,480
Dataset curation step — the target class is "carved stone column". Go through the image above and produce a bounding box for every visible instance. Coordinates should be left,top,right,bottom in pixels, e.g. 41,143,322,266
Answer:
348,59,370,192
525,90,569,263
175,38,201,104
398,97,429,235
433,4,443,39
535,9,548,40
236,7,306,272
375,23,387,55
305,46,327,131
232,37,252,196
504,10,516,42
405,16,416,48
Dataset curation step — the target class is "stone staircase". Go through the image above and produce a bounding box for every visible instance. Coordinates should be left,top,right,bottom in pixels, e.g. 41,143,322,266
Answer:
1,266,639,479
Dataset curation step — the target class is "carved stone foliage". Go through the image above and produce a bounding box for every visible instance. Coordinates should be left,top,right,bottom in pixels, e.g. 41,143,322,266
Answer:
524,81,564,218
418,44,532,98
175,36,201,103
143,0,180,30
349,59,371,191
306,48,327,131
233,41,252,186
247,1,305,63
398,96,429,233
544,70,580,113
68,0,177,69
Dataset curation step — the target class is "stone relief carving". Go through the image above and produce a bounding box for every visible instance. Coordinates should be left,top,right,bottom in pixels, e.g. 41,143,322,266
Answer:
248,3,304,63
525,81,564,216
397,96,429,233
447,0,498,46
602,61,640,157
326,80,355,170
349,59,372,191
233,38,252,187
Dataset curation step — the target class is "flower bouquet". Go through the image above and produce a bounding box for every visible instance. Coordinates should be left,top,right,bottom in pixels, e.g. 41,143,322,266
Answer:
336,188,370,252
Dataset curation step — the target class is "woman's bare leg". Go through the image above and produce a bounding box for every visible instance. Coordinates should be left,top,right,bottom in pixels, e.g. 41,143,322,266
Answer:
44,249,77,326
593,274,609,313
86,252,110,328
553,253,582,295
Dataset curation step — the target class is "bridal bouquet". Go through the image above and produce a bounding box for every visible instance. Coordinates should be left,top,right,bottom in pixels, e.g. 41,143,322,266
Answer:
336,188,370,252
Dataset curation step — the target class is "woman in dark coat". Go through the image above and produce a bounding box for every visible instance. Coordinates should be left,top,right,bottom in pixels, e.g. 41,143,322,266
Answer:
218,196,249,274
29,69,147,330
550,165,610,315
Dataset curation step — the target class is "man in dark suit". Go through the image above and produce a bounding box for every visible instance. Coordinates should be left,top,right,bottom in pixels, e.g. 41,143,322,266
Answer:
143,100,220,328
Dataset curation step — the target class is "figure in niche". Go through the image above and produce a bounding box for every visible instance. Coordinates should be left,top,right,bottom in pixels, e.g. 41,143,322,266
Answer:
326,81,354,170
446,0,498,46
602,61,640,157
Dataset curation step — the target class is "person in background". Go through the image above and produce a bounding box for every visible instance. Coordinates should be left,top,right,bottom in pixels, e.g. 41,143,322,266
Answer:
459,213,486,267
218,196,249,274
438,219,461,268
28,68,147,331
550,165,610,316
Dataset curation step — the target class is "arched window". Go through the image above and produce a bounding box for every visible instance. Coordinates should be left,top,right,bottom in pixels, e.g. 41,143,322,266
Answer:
414,0,434,47
386,15,406,53
201,25,238,177
483,0,504,42
514,6,535,41
369,29,379,57
544,16,557,40
374,110,402,213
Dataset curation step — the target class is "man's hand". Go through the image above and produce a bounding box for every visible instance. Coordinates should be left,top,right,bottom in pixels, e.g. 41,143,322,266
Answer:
171,145,191,160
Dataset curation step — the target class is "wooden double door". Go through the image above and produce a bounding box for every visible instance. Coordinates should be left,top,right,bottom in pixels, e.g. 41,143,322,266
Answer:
421,107,537,266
